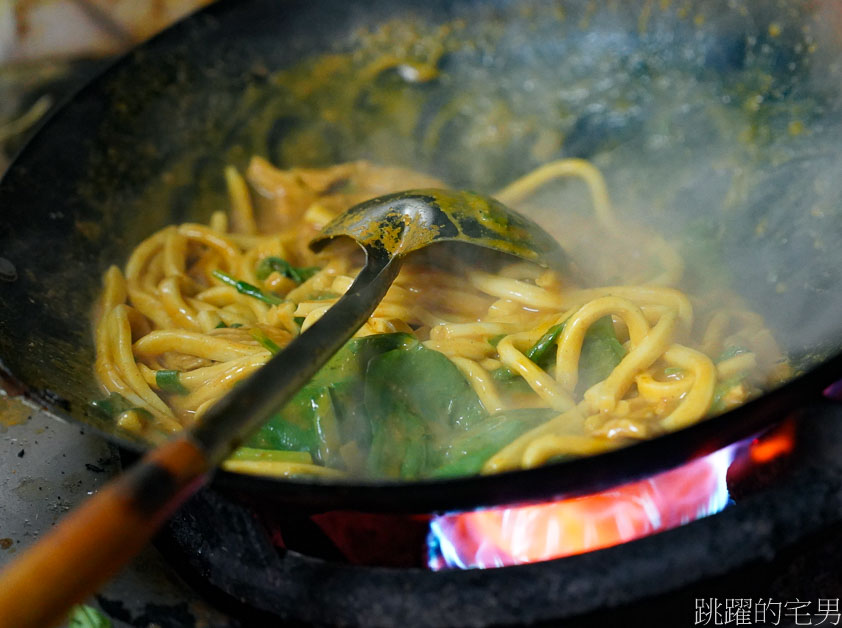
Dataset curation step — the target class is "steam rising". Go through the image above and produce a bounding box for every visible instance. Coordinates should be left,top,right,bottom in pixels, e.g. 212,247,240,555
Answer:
383,0,842,374
155,0,842,392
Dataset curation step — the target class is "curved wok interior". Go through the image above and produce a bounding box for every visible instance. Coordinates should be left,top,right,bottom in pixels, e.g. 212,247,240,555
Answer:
2,0,842,487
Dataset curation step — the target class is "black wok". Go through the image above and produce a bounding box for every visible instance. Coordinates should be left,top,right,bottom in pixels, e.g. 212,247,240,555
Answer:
2,0,842,513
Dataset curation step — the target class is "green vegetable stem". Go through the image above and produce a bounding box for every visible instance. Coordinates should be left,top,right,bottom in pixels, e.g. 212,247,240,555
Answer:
250,328,282,355
256,256,320,284
211,269,282,305
493,321,566,381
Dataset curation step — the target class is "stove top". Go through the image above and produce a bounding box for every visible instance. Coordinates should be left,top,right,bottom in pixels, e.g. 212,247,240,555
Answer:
145,401,842,627
0,399,231,628
4,394,842,627
7,398,842,626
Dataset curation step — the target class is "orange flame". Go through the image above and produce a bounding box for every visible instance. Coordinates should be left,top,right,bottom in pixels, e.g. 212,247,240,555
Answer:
749,420,795,464
430,425,796,570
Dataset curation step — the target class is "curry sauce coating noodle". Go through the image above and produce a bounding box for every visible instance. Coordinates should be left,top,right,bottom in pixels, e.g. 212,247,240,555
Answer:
92,157,788,480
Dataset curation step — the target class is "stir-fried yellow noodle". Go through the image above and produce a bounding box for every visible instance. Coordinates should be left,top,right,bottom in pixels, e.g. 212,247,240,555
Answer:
93,157,788,479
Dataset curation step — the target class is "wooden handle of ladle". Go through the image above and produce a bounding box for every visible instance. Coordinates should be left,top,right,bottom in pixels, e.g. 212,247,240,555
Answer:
0,437,209,628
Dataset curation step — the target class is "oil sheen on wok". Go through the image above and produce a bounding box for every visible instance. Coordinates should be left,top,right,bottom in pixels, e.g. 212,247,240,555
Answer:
90,156,789,481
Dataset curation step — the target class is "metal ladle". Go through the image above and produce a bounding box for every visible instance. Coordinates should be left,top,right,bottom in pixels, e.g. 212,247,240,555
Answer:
0,189,567,628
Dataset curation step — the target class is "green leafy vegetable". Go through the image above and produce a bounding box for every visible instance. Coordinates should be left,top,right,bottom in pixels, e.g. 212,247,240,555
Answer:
211,269,282,305
256,256,320,284
577,316,626,392
366,406,429,479
328,380,370,446
215,320,228,329
243,331,557,479
364,344,487,478
67,604,112,628
366,344,486,432
246,384,323,456
430,408,557,477
314,335,420,453
155,370,188,395
246,333,420,467
311,386,342,465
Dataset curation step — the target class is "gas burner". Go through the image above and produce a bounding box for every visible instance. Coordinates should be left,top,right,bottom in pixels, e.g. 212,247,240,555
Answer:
153,402,842,627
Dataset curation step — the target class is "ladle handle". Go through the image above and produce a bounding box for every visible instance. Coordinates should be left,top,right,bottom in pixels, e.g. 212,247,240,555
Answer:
0,437,209,628
0,248,401,627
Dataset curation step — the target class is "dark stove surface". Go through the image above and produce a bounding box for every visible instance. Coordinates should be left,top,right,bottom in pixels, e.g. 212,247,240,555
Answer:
0,401,231,628
151,401,842,627
4,403,841,627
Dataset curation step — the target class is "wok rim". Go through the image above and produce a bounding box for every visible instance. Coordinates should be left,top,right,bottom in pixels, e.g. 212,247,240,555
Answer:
1,0,838,513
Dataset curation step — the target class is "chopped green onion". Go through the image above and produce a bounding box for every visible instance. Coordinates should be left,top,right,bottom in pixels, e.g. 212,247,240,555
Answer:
230,323,243,328
228,447,312,464
156,370,189,395
89,392,133,419
256,256,320,284
215,320,227,328
527,322,567,365
251,328,281,354
212,269,282,305
90,394,156,423
493,321,567,381
89,393,152,419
